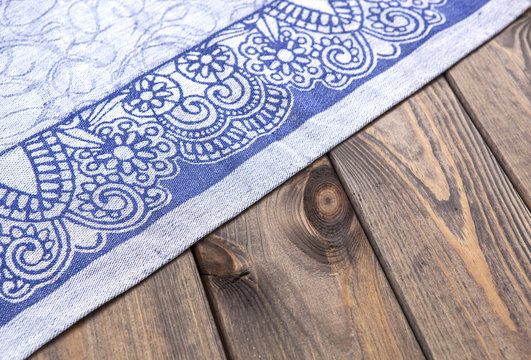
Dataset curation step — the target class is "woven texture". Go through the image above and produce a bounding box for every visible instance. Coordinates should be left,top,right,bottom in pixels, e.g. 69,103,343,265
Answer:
0,0,529,358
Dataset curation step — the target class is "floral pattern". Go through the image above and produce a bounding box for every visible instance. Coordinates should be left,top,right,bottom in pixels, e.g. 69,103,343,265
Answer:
75,119,177,187
241,27,323,88
0,0,446,302
177,44,237,83
0,0,270,148
123,76,182,117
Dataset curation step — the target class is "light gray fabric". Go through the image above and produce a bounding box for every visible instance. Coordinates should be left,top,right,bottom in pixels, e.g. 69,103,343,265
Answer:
0,0,269,151
0,1,529,359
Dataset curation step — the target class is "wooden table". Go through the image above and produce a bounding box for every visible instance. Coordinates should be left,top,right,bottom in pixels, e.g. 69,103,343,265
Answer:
31,11,531,360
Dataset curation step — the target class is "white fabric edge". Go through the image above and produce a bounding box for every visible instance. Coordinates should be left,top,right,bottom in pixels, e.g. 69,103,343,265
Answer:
2,1,529,359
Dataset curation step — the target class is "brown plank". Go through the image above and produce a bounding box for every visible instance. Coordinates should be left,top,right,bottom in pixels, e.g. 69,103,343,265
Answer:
446,12,531,207
193,157,423,360
31,251,226,360
330,77,531,359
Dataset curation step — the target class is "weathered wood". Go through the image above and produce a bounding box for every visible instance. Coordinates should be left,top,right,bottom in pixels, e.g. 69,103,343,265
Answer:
330,77,531,359
193,157,423,360
447,12,531,207
31,251,226,360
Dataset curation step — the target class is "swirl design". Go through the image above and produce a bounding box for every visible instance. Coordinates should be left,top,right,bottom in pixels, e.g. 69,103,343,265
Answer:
364,6,427,40
68,180,146,230
162,96,224,140
1,221,70,301
0,0,269,147
206,73,253,110
0,0,445,302
320,33,373,76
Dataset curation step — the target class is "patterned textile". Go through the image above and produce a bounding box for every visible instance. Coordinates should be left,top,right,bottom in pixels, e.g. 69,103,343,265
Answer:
0,0,529,358
0,0,269,151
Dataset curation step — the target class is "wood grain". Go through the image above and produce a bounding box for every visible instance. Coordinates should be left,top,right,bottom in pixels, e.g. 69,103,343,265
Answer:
193,157,423,360
31,251,226,360
330,77,531,359
447,12,531,207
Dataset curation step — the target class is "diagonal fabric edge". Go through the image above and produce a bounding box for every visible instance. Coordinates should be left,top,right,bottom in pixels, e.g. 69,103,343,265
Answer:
0,0,529,358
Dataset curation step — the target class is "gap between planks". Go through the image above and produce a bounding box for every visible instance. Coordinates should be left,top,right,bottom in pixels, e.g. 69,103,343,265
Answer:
446,10,531,209
31,250,227,360
330,76,531,359
30,12,531,360
192,157,424,360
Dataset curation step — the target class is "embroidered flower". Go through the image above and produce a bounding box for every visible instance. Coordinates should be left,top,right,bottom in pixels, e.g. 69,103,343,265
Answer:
259,39,310,75
101,133,153,174
177,44,236,83
123,75,182,117
241,27,323,89
75,119,178,187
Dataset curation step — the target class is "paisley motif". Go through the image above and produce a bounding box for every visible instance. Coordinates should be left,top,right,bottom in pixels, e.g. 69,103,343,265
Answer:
0,220,71,301
0,0,446,302
0,132,74,222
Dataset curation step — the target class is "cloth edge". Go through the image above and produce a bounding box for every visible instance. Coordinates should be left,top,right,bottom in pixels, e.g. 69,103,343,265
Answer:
1,1,530,358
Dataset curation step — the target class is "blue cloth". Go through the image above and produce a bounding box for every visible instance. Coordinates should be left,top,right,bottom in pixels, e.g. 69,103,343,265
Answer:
0,0,529,358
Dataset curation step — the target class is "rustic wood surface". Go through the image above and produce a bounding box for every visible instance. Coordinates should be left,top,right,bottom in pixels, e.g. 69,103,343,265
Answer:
28,13,531,360
447,12,531,207
330,77,531,359
193,157,423,360
31,251,226,360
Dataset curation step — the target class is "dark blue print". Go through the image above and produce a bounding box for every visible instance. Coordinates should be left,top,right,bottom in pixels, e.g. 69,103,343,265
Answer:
0,0,449,303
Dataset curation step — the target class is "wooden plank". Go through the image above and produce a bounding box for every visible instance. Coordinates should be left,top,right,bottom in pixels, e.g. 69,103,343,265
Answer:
330,77,531,359
31,251,226,360
446,12,531,207
193,157,423,360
